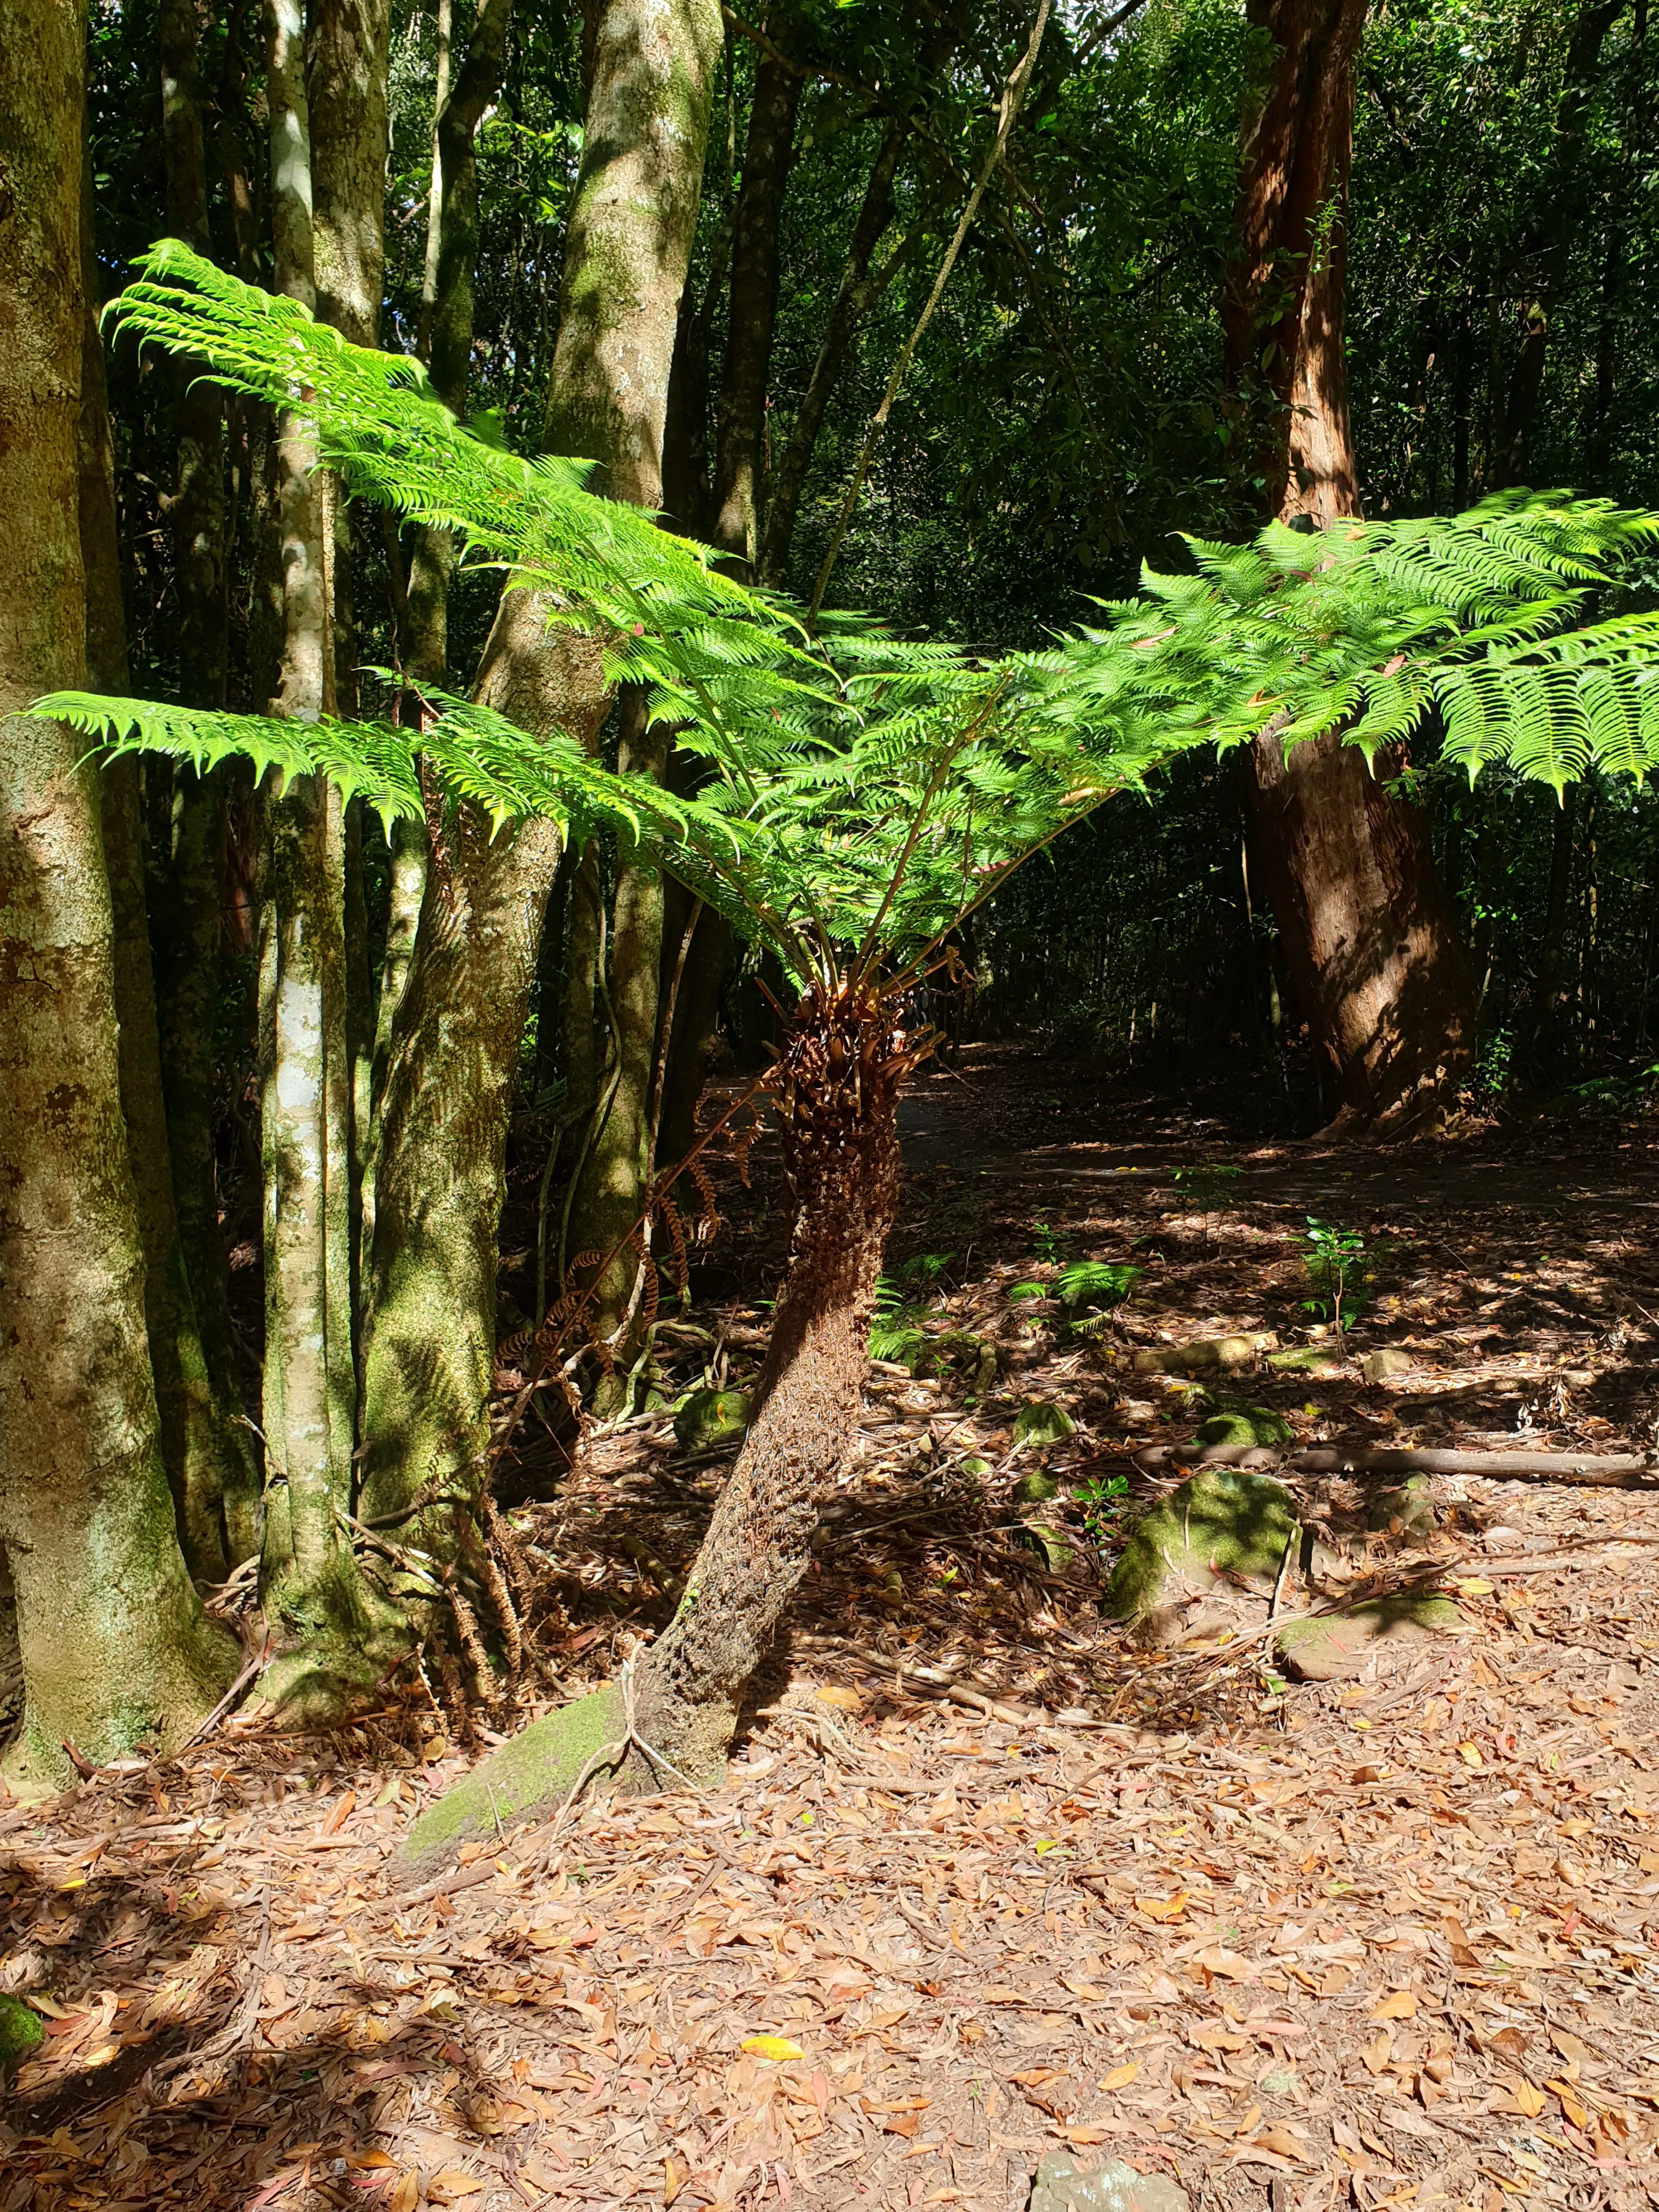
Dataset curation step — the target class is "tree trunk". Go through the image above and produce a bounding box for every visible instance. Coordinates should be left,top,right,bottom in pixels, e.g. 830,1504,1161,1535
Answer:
0,0,235,1787
1531,787,1577,1069
156,0,262,1560
1224,0,1477,1126
358,0,724,1533
709,46,802,566
80,174,255,1581
758,117,903,590
656,885,732,1180
403,990,904,1861
564,695,670,1400
256,0,374,1697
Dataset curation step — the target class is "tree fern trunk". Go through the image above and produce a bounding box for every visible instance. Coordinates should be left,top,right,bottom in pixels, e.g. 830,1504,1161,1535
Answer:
402,991,905,1863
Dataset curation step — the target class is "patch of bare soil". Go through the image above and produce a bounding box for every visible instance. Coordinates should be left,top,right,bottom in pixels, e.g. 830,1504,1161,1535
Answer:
4,1049,1659,2212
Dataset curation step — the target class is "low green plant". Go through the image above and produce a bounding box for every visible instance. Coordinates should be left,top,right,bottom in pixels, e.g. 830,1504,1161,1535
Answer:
1301,1216,1369,1336
868,1278,927,1365
1075,1469,1131,1547
1056,1258,1142,1313
1172,1160,1243,1250
1471,1028,1513,1100
1031,1211,1069,1266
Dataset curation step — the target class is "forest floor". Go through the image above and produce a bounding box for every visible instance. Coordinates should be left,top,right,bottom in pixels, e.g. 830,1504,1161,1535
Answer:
6,1046,1659,2212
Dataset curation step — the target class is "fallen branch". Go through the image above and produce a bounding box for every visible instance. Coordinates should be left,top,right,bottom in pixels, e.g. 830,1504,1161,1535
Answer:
1132,1441,1659,1488
1288,1446,1658,1487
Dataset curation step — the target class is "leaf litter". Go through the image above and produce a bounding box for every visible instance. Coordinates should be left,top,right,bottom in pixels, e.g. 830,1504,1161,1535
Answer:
4,1048,1659,2212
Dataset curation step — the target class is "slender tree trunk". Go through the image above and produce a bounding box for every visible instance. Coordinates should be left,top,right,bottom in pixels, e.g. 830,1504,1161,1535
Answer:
403,991,905,1860
154,0,263,1566
1495,0,1624,490
709,47,802,566
0,0,235,1786
656,887,732,1179
257,0,374,1696
359,0,724,1532
1531,788,1577,1068
758,117,904,589
82,168,252,1582
1223,0,1476,1126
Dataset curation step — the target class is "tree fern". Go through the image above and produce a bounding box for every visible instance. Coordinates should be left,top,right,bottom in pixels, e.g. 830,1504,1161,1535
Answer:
44,245,1659,998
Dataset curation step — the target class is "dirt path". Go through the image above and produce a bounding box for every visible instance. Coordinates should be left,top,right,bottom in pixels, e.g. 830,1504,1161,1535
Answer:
4,1050,1659,2212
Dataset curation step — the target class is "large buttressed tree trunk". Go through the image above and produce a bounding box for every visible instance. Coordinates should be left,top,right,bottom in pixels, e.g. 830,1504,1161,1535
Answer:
0,0,235,1786
404,986,906,1863
1222,0,1477,1126
358,0,724,1534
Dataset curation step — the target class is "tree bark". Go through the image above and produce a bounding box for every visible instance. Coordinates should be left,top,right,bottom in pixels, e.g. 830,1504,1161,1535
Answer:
402,992,906,1861
257,0,372,1695
359,0,724,1531
709,46,802,566
758,117,903,589
1223,0,1477,1126
0,0,235,1786
81,171,255,1581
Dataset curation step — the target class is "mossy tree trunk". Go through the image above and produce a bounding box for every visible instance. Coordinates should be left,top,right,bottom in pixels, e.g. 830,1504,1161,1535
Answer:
403,990,906,1863
0,0,236,1788
359,0,723,1535
80,185,252,1583
256,0,377,1700
153,0,263,1566
709,43,802,568
1222,0,1477,1127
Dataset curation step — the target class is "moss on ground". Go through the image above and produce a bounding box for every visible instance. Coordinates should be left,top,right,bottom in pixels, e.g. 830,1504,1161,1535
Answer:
400,1681,627,1877
1193,1403,1292,1451
674,1388,750,1452
1276,1593,1464,1680
1104,1467,1297,1623
0,1994,43,2069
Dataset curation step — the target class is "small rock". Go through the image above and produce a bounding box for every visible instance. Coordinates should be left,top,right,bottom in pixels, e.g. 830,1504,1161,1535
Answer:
1194,1404,1292,1453
1012,1468,1060,1504
1265,1345,1340,1374
1365,1472,1437,1536
1014,1400,1075,1447
1276,1593,1465,1681
1360,1347,1414,1384
673,1387,751,1452
1017,1521,1074,1571
1030,2152,1189,2212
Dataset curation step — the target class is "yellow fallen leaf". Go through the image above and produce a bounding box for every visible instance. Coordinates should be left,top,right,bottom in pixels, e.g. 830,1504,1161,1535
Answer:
428,2176,486,2202
84,2042,120,2067
743,2035,805,2063
1064,2126,1110,2145
1135,1891,1188,1922
1251,2125,1311,2164
390,2173,419,2212
1457,1577,1496,1596
1232,2103,1263,2138
1458,1741,1484,1768
1513,2079,1547,2118
1550,2029,1591,2066
27,1995,75,2021
1100,2062,1140,2092
350,2153,398,2171
664,2157,683,2207
1370,1991,1417,2020
1547,2079,1590,2129
816,1685,863,1711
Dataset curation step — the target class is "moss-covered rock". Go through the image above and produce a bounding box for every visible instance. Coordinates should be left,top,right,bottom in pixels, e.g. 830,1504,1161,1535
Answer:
1104,1467,1298,1628
1194,1404,1292,1452
0,1994,43,2070
1012,1468,1060,1505
1014,1400,1074,1447
1276,1593,1464,1681
1017,1522,1074,1571
1366,1473,1438,1537
673,1387,750,1453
